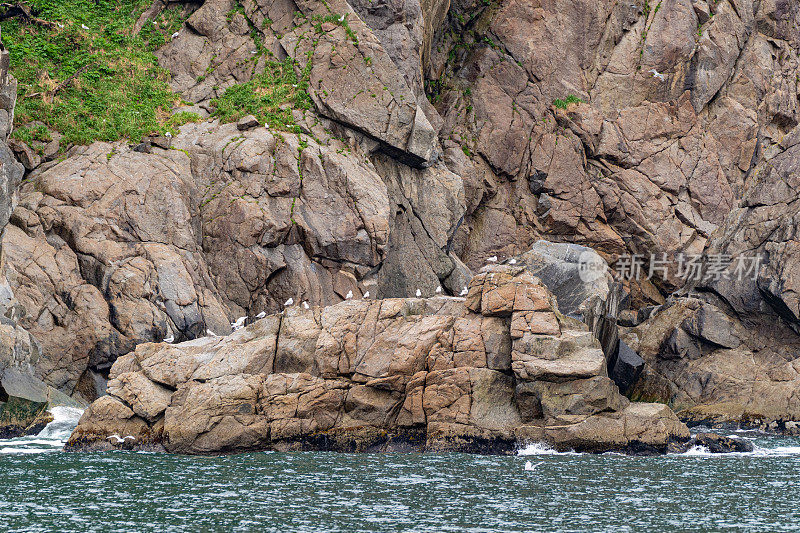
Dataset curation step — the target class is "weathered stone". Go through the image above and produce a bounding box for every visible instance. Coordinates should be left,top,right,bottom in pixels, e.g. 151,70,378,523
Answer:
69,268,691,454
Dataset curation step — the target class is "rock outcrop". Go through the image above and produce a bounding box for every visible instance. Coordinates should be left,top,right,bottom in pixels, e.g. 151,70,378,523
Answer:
0,28,76,437
67,266,689,454
512,241,643,393
626,125,800,428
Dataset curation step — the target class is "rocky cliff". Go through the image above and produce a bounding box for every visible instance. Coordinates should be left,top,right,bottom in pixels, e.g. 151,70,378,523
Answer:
0,0,799,440
67,266,689,454
0,26,75,437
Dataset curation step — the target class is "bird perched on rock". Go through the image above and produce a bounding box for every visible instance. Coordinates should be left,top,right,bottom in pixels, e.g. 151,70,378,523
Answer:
302,301,310,309
284,298,294,306
487,256,498,262
171,31,179,38
459,287,468,296
163,334,175,344
415,289,422,297
232,316,246,330
255,311,267,319
81,24,89,30
345,290,353,300
509,258,517,264
363,291,370,298
206,329,218,337
435,286,442,294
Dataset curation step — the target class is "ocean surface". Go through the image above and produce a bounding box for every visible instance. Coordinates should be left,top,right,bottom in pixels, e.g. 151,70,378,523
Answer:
1,408,800,532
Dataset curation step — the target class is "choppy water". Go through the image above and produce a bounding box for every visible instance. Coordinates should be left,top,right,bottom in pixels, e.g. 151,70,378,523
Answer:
1,410,800,532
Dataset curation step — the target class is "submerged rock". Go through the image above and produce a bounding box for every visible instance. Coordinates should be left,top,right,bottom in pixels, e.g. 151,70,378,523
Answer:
67,266,689,455
669,432,755,454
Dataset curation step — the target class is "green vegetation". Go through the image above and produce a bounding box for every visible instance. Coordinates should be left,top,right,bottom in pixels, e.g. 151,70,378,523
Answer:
553,94,584,109
0,0,317,147
0,0,188,145
165,110,202,129
10,122,52,144
311,13,358,46
209,58,312,133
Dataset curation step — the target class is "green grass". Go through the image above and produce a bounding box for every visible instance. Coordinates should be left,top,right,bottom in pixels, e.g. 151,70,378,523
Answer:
0,0,186,145
209,57,312,132
553,94,584,109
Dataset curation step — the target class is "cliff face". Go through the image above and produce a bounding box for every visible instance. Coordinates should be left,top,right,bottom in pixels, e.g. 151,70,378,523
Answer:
0,28,66,437
1,0,800,431
67,265,689,454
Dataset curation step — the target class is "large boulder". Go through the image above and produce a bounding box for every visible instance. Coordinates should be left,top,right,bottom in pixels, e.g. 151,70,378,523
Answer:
514,240,643,393
68,265,689,454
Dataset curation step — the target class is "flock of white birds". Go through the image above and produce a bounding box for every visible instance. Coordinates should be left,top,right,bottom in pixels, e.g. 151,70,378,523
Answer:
163,255,515,342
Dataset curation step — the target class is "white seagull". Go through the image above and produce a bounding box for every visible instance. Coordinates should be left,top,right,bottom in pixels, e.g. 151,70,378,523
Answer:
487,255,498,263
232,316,247,330
165,131,172,138
649,69,665,81
284,298,294,306
107,435,135,444
255,311,267,319
363,291,370,298
509,258,517,264
302,301,310,309
172,31,180,38
338,14,345,22
345,290,353,300
81,24,89,30
163,334,175,343
415,288,422,297
435,286,442,294
525,461,544,471
459,286,468,296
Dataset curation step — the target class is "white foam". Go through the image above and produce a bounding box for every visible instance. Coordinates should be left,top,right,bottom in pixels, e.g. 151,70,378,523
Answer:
682,445,711,456
676,443,800,458
517,442,577,456
0,405,84,454
37,406,84,441
0,446,60,455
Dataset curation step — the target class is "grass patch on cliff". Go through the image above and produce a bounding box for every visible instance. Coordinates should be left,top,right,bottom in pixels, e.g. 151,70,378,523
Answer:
210,57,313,132
0,0,185,145
553,95,583,109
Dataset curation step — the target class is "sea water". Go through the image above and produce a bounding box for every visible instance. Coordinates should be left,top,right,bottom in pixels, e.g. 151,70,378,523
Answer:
1,409,800,532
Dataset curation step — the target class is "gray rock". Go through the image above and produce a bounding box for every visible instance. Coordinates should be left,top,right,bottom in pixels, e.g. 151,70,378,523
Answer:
608,341,644,395
514,241,641,393
236,114,260,130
